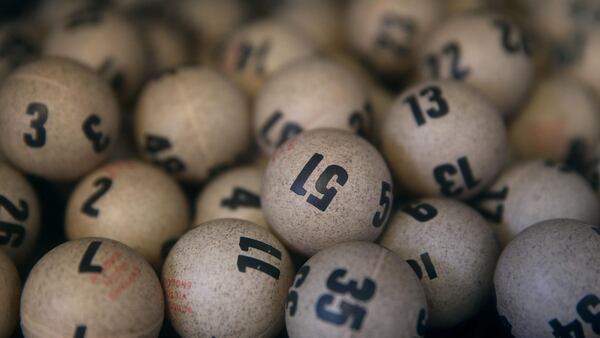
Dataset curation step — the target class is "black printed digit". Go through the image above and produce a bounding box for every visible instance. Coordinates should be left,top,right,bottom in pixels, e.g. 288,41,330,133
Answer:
316,268,377,331
0,221,25,247
24,102,48,148
0,195,28,248
145,134,186,174
306,164,349,211
286,265,311,317
237,40,271,74
237,236,281,280
372,181,392,227
316,295,367,330
492,18,531,56
404,85,449,126
79,241,103,273
576,294,600,334
291,153,349,211
375,13,416,58
472,186,509,223
81,177,112,218
0,195,28,221
402,202,438,222
260,110,303,147
82,114,110,153
433,157,480,197
326,269,376,301
221,188,261,209
98,58,125,93
406,252,438,280
425,42,470,80
74,325,87,338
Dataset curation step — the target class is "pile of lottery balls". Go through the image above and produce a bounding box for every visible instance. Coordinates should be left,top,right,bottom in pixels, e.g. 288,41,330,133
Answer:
1,0,600,337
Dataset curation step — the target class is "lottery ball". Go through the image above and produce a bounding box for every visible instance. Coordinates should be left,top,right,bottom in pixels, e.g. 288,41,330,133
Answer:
0,56,120,181
20,238,164,338
0,162,40,265
254,57,371,156
137,19,191,75
44,8,147,100
0,251,20,338
346,0,444,74
472,160,599,246
194,165,267,228
494,219,600,338
222,19,317,96
162,218,294,338
275,0,343,50
379,198,500,327
419,12,534,115
0,24,38,82
382,80,508,200
173,0,246,64
285,241,428,338
510,75,600,162
134,66,250,182
263,128,393,256
518,0,599,43
65,160,190,269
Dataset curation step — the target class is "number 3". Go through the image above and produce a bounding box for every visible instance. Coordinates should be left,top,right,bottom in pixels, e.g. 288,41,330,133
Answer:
24,102,48,148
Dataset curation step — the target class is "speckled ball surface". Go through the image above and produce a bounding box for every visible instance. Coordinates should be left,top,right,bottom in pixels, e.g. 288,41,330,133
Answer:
379,198,500,328
275,0,343,50
44,8,147,100
473,160,599,246
346,0,443,74
285,241,428,338
382,80,508,200
263,128,393,256
194,165,267,228
162,218,294,338
510,75,600,162
0,25,38,82
494,219,600,338
174,0,246,64
65,160,190,269
254,58,371,156
419,13,534,115
20,238,164,338
222,19,317,96
0,162,40,265
0,251,20,338
134,66,250,182
0,57,120,181
138,19,191,75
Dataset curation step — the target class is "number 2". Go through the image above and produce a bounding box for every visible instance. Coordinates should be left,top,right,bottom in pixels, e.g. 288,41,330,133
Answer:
425,42,470,80
0,195,29,248
81,177,112,218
